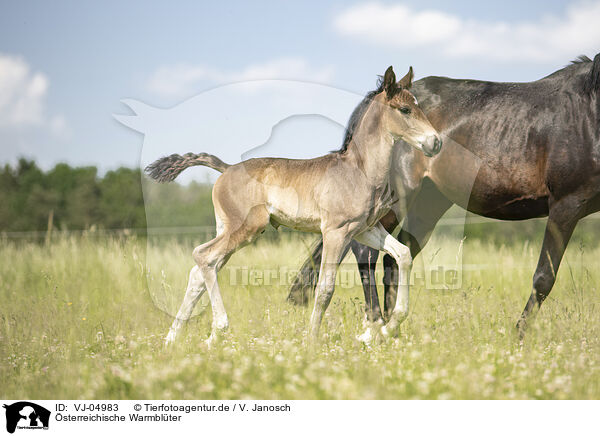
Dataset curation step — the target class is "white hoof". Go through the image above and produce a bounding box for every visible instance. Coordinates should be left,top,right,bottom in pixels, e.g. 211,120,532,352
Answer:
357,320,386,344
205,333,219,349
356,329,374,344
164,329,177,346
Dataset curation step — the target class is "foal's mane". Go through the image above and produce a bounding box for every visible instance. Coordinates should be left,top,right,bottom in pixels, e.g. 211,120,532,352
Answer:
335,76,396,154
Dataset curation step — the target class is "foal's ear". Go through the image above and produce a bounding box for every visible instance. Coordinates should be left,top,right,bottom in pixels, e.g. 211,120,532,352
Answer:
398,66,414,89
383,66,397,97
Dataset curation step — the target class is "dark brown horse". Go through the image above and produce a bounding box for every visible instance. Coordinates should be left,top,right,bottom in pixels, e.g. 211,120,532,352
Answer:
288,54,600,338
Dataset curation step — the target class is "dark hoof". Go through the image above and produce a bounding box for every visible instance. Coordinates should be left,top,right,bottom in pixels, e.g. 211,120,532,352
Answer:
286,290,310,306
515,319,527,341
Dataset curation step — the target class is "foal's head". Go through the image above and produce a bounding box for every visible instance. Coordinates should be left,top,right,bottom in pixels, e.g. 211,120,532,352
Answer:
377,66,442,157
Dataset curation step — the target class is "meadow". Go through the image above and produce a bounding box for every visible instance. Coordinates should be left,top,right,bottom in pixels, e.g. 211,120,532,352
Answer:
1,225,599,399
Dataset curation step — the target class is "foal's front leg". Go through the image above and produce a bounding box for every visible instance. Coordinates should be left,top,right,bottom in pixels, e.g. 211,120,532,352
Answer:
354,224,412,339
309,229,352,341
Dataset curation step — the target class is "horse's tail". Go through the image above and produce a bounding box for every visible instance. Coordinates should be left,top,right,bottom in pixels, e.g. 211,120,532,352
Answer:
145,152,231,183
286,237,323,306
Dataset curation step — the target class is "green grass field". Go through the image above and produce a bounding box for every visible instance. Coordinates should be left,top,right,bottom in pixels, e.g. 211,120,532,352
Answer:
1,230,599,399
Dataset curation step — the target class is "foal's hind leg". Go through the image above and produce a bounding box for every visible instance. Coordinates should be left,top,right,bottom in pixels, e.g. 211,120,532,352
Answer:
166,207,269,346
195,236,232,347
196,220,268,346
165,265,206,345
164,235,231,346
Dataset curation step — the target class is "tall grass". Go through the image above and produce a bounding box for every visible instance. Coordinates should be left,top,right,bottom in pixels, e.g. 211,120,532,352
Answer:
1,232,599,399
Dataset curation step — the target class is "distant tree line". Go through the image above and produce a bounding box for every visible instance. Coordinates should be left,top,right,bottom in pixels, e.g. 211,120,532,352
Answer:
0,159,214,232
1,159,597,245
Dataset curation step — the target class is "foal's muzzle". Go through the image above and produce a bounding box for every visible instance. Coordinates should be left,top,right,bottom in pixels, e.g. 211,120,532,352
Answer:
422,135,442,157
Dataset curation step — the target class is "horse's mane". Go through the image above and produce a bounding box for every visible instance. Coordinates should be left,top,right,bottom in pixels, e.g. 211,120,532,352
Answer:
571,55,592,64
335,55,599,155
335,76,386,154
571,53,600,94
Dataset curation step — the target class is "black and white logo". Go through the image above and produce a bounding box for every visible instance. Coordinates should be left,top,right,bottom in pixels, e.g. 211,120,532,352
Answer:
3,402,50,434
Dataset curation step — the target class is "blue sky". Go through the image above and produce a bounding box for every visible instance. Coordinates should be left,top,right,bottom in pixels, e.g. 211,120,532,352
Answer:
1,0,598,173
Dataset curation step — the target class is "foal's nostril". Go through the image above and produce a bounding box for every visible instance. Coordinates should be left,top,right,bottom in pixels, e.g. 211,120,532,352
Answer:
433,136,442,154
423,135,442,156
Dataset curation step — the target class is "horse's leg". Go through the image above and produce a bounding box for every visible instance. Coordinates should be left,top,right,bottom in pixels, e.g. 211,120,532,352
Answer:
355,223,412,337
164,233,232,346
287,239,322,306
165,206,269,346
352,211,399,343
516,196,584,337
287,238,352,306
165,265,206,345
351,241,383,343
309,229,352,341
352,241,382,318
384,182,452,319
200,214,271,346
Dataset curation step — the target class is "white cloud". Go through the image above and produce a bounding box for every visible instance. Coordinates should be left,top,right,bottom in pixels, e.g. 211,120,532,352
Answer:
0,54,48,126
0,53,68,135
146,57,335,99
333,1,600,62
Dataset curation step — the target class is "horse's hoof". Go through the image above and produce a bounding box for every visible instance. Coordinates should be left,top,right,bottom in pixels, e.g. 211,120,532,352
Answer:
515,319,528,340
205,330,226,348
356,330,374,345
357,321,387,345
164,330,177,347
381,324,402,339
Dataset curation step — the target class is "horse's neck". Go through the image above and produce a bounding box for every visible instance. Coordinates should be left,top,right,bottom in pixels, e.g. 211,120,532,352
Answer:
346,104,395,187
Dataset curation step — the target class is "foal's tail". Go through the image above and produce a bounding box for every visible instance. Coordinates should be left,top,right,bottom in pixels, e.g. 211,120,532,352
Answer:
145,152,231,182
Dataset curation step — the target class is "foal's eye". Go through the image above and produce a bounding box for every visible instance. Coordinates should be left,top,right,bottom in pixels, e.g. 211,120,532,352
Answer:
398,107,412,115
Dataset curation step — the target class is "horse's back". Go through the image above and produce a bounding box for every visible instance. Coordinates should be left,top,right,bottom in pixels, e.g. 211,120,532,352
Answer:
413,62,599,218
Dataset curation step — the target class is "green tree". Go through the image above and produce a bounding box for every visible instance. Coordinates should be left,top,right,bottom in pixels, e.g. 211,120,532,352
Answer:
99,168,146,228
